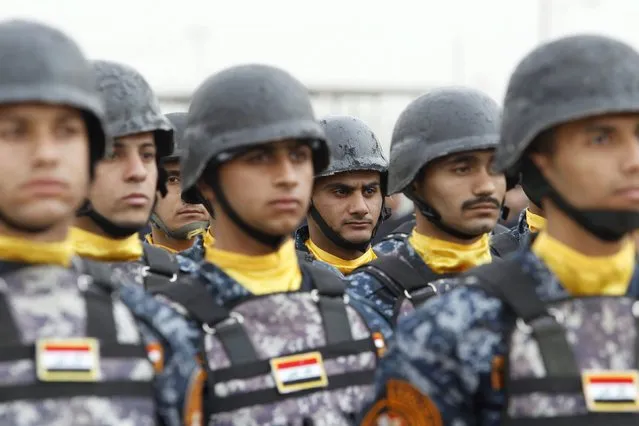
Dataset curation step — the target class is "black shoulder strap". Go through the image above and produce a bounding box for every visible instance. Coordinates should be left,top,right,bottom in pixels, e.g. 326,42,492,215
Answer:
471,261,579,377
77,259,118,340
303,264,353,345
295,249,316,266
359,256,438,297
142,244,180,291
489,231,519,258
151,281,229,326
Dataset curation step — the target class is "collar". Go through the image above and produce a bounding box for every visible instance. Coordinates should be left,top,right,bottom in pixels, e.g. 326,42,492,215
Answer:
525,208,546,233
304,238,377,275
71,227,143,262
0,234,73,267
408,229,492,274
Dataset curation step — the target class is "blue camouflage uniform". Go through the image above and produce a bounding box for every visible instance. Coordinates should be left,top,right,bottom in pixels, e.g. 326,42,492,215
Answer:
361,247,639,425
0,259,202,426
179,234,205,263
293,225,346,277
489,210,531,257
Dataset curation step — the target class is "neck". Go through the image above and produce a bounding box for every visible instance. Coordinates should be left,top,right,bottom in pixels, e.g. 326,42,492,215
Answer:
213,215,282,256
0,220,71,243
528,202,545,217
150,228,194,251
543,200,625,256
75,216,114,239
414,210,483,245
307,221,365,260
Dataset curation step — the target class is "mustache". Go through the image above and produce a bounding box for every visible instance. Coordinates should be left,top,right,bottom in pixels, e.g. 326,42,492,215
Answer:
461,196,502,210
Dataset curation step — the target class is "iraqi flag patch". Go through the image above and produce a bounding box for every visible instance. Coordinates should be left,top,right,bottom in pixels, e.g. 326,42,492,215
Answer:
582,370,639,412
36,338,100,382
270,351,328,394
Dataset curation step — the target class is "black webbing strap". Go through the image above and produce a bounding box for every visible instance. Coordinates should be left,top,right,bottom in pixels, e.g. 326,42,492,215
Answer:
0,380,153,402
151,281,258,364
303,264,353,344
472,261,580,377
360,256,436,296
0,292,20,345
80,260,118,340
489,231,520,258
142,244,180,291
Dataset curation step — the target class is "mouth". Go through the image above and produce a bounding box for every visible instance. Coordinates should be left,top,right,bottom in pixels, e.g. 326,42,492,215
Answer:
269,198,301,211
22,178,67,195
122,193,149,207
466,203,499,211
177,208,205,216
615,187,639,201
344,221,373,229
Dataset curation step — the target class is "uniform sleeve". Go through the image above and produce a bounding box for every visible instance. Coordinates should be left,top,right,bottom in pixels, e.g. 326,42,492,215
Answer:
359,287,504,426
137,317,205,426
346,272,398,325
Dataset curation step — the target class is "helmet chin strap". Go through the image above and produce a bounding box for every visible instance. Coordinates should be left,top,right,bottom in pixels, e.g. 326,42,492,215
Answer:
527,163,639,242
77,200,151,239
210,177,286,250
407,192,484,240
149,213,208,240
309,204,371,253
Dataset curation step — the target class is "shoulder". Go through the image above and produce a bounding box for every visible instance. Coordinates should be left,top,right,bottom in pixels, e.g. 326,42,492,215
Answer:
346,269,386,296
373,237,406,256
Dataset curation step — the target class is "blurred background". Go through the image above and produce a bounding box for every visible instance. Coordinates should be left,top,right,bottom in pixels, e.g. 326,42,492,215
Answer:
4,0,636,224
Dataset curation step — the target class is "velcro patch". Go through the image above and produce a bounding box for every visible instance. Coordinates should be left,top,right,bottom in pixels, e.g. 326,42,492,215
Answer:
270,351,328,394
36,338,100,382
582,370,639,412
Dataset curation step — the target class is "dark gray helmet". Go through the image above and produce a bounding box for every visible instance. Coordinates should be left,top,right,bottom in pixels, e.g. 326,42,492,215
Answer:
163,112,187,163
496,34,639,175
316,115,388,187
181,64,328,205
92,60,174,160
497,35,639,241
82,60,174,238
0,20,107,175
388,86,502,195
309,115,389,252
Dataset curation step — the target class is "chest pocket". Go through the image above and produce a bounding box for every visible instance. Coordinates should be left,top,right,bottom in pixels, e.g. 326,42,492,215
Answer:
474,261,639,426
153,266,379,426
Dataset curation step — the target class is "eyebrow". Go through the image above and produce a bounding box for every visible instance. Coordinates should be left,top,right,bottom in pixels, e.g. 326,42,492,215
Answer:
166,170,180,177
443,154,477,164
584,123,616,133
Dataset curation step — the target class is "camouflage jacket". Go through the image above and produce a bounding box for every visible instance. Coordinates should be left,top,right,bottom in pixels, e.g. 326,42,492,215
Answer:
0,259,202,426
361,248,639,426
179,234,205,263
346,238,456,326
292,226,349,277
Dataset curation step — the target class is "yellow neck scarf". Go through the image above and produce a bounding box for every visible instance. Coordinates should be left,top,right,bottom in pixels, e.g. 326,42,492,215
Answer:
71,227,143,262
205,239,301,295
408,230,492,274
0,234,73,267
304,239,376,275
526,208,546,233
144,234,178,254
203,228,215,249
532,232,635,296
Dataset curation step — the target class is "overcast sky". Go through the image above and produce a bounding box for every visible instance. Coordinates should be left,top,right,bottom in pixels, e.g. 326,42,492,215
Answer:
2,0,638,101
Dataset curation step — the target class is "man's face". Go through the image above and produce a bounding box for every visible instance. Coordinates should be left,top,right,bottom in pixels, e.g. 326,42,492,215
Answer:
415,149,506,235
310,170,383,245
153,161,209,234
531,113,639,213
0,103,89,233
88,132,158,229
203,139,313,237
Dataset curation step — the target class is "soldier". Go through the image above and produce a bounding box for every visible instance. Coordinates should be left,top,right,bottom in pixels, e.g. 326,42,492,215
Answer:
347,87,509,325
73,60,183,290
490,167,547,257
150,64,392,425
294,115,389,275
147,112,210,253
0,20,202,425
361,34,639,425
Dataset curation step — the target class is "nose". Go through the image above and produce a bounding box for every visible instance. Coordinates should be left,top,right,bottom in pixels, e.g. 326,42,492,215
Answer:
273,157,298,189
124,153,149,182
348,192,370,217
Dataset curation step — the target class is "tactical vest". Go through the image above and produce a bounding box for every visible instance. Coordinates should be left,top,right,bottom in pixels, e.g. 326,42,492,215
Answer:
354,243,455,324
0,259,156,426
474,260,639,425
152,264,381,426
489,230,520,258
140,243,180,291
378,220,415,246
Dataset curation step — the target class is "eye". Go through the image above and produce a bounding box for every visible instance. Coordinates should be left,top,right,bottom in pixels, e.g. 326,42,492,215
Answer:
0,123,25,140
56,121,84,139
332,188,348,197
453,166,471,175
364,187,379,196
246,151,270,164
141,151,156,162
167,175,180,184
290,146,311,163
589,132,610,146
